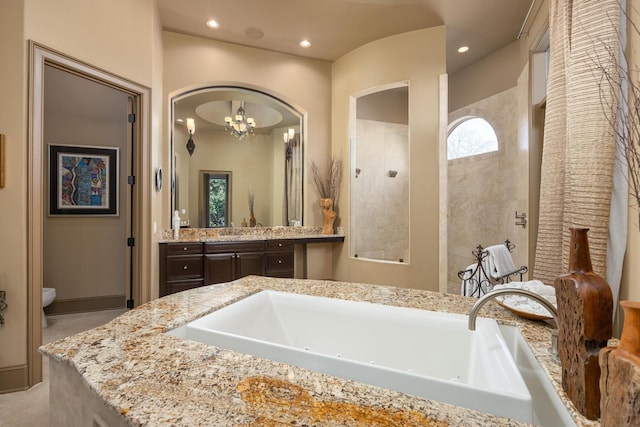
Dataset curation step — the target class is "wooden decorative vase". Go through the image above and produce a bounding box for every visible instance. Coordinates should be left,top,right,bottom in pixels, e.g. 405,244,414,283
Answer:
554,227,613,420
249,213,256,227
320,198,336,235
599,300,640,426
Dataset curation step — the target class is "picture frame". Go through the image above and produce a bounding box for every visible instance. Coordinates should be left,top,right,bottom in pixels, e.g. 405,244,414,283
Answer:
0,134,5,188
49,144,119,216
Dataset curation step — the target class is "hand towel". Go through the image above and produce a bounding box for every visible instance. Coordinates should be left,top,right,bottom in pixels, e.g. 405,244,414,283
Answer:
486,244,517,279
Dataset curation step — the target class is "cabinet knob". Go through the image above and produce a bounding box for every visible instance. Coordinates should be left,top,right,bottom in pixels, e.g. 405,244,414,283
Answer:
183,247,188,251
278,243,283,247
183,265,188,270
278,260,282,264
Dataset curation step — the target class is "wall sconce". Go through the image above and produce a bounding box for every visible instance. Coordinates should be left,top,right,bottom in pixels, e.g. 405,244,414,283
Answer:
186,118,196,156
283,128,295,160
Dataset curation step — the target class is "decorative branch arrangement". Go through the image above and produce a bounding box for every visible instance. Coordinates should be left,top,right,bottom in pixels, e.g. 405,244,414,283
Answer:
310,156,343,208
592,6,640,224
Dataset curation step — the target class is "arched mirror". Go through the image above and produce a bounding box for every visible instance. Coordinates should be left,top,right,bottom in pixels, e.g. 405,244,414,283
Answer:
171,86,303,228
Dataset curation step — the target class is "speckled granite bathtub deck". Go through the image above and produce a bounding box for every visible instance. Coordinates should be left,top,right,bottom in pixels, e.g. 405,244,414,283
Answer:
40,276,600,426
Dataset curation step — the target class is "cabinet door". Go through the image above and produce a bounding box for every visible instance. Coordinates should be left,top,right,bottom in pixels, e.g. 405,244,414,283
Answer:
236,252,265,278
204,253,236,285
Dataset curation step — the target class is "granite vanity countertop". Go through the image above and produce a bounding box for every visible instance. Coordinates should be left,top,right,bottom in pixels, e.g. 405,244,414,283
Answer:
40,276,597,427
158,226,345,243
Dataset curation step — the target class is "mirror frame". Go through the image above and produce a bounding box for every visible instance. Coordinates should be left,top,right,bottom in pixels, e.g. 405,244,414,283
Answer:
170,84,306,227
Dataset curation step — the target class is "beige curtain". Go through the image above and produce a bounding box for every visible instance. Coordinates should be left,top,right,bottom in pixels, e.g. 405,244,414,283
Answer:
534,0,622,284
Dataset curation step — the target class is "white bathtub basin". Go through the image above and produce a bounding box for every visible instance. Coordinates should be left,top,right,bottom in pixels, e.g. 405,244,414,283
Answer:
169,290,535,421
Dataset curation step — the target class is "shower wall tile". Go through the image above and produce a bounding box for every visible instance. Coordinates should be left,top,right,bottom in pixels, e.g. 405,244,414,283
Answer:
353,120,409,263
447,87,528,294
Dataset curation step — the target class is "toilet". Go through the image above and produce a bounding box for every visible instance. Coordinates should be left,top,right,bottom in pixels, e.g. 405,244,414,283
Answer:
42,287,57,328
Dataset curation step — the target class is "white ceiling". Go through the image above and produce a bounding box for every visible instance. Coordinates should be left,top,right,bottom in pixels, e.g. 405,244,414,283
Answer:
158,0,537,74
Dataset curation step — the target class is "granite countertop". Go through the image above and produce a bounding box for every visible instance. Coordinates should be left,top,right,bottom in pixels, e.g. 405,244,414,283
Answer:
40,276,598,427
158,226,345,243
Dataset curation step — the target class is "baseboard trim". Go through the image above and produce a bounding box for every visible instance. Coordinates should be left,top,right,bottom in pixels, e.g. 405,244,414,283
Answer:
0,364,29,394
44,294,126,315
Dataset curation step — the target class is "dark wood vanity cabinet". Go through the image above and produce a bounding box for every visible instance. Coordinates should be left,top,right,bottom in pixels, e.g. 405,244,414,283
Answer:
160,239,296,296
159,242,204,297
203,241,265,285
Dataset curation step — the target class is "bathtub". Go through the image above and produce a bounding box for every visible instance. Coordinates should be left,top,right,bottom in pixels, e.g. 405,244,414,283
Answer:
168,290,533,421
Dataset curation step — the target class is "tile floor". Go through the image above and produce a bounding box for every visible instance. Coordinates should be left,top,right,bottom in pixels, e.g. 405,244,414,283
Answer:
0,309,127,427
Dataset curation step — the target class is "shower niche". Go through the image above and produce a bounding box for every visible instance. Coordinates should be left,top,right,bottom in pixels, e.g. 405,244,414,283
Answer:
349,82,410,263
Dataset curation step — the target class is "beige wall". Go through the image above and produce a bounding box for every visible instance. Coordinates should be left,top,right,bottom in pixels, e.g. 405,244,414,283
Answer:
448,41,524,113
162,31,333,235
0,0,160,387
331,28,446,290
0,0,28,380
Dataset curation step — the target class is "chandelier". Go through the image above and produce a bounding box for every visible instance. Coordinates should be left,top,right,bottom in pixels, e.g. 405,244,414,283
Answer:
224,102,256,140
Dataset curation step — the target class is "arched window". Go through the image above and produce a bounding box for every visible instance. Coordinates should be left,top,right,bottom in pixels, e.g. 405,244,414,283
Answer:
447,117,498,160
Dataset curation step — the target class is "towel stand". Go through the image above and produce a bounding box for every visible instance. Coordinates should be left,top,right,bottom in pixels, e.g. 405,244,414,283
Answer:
457,239,528,298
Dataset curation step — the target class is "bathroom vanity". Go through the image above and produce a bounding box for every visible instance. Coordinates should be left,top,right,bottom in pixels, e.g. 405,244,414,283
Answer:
40,276,599,427
158,227,344,296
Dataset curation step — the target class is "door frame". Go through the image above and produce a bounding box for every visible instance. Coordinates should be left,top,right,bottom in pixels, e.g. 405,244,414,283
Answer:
27,42,152,386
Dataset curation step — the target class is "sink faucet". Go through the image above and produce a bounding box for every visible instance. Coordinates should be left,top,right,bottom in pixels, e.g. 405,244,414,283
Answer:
468,288,559,363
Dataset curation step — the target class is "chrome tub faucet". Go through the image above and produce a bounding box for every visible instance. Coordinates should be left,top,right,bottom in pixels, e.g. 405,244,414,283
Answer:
468,288,559,363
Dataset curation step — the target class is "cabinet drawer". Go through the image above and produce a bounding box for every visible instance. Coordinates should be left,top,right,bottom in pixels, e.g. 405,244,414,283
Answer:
205,241,265,254
265,239,294,251
166,255,203,280
165,242,203,255
265,252,294,273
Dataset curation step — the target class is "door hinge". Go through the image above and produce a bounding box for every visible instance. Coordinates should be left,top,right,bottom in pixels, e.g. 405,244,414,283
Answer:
128,113,136,123
128,176,136,185
127,237,135,247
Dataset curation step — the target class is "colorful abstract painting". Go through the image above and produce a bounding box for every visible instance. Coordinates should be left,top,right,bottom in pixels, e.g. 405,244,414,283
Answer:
49,145,119,216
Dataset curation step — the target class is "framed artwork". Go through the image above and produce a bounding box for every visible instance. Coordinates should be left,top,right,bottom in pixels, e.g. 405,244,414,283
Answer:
49,144,119,216
0,134,5,188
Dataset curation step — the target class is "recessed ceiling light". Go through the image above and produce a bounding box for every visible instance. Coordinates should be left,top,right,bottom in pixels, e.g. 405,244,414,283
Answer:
457,46,469,53
206,19,220,29
299,39,311,48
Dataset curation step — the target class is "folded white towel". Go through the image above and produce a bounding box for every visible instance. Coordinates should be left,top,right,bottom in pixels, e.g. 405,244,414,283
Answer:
486,245,517,279
494,280,555,296
493,281,557,315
